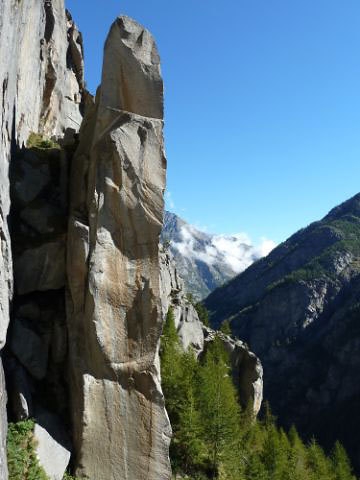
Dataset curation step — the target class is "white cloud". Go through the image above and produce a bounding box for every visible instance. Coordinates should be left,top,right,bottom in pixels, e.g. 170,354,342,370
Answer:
255,238,277,258
165,190,175,210
172,225,276,274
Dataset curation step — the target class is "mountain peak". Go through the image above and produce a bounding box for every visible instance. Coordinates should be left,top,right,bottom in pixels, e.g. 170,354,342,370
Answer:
161,211,275,299
324,192,360,221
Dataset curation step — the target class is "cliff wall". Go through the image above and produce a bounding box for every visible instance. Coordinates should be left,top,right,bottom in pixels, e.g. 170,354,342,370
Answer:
0,3,172,479
0,1,83,477
66,16,171,480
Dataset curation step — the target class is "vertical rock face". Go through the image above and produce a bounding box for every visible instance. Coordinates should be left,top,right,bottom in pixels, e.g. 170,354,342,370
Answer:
160,248,263,416
0,1,84,477
160,248,205,354
203,329,263,415
67,16,171,480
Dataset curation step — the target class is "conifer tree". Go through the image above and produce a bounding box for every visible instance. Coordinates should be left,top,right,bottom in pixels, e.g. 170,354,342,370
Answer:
174,350,205,474
331,441,356,480
160,307,358,480
245,453,268,480
198,336,242,478
160,307,182,424
195,302,210,327
287,426,309,480
219,320,232,335
307,439,334,480
261,425,288,480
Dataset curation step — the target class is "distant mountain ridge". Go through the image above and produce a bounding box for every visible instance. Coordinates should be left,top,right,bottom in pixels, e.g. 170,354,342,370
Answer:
161,211,275,299
204,192,360,470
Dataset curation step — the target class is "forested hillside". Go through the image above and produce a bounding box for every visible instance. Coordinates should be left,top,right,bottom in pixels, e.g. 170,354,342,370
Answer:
204,193,360,472
160,308,356,480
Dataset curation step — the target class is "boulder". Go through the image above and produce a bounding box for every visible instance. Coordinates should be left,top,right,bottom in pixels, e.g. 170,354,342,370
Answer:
34,409,71,480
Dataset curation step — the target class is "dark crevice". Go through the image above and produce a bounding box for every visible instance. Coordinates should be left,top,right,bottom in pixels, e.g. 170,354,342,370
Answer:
5,129,80,466
44,0,55,43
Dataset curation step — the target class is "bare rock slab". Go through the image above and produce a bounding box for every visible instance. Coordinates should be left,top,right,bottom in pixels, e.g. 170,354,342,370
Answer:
34,410,71,480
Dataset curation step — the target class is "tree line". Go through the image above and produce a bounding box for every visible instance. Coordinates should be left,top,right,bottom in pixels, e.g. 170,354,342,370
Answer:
160,307,357,480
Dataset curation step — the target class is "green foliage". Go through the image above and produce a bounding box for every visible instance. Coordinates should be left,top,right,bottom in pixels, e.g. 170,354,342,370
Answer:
161,307,183,422
186,293,196,305
219,320,232,335
331,442,356,480
161,317,358,480
63,474,83,480
26,132,60,150
172,350,206,474
195,302,210,327
7,420,49,480
198,337,241,476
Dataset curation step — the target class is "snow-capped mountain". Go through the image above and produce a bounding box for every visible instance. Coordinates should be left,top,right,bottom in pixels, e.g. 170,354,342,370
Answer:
161,211,276,300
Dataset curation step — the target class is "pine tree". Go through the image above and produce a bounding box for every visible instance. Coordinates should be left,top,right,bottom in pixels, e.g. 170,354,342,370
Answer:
198,336,242,478
331,441,356,480
220,320,232,335
160,308,358,480
160,307,183,427
195,302,210,327
287,426,309,480
174,350,206,474
245,453,268,480
307,439,334,480
261,425,288,480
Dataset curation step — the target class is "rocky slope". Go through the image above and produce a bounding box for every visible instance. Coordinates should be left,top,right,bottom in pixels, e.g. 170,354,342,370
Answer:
205,193,360,467
0,3,171,479
161,210,274,299
160,247,263,416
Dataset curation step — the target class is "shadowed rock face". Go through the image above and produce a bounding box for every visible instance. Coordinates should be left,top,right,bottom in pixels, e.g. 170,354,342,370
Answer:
0,0,82,354
67,16,171,480
160,248,205,354
0,1,84,477
205,193,360,470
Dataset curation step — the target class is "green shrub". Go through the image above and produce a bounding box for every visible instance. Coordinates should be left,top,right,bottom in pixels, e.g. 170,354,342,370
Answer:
219,319,232,335
26,132,60,150
195,302,210,327
7,420,49,480
63,473,82,480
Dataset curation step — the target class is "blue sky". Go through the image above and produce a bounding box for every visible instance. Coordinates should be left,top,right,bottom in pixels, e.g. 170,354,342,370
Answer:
66,0,360,244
